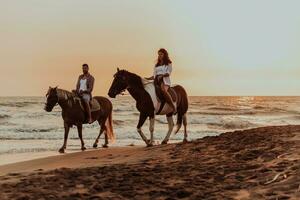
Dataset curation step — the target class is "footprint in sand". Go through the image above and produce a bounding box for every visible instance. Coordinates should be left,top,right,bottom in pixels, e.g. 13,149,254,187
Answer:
86,157,98,160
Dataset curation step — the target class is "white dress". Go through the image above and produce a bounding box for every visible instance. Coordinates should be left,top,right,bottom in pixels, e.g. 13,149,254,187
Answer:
153,64,172,86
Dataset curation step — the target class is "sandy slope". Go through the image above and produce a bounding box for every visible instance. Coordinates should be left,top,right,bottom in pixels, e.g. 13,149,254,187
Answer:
0,125,300,200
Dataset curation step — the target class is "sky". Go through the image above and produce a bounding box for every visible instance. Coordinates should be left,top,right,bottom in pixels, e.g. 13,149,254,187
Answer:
1,0,300,96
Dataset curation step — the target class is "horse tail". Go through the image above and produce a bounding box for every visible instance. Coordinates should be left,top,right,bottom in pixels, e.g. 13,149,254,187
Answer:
174,114,183,134
174,85,188,134
105,111,115,142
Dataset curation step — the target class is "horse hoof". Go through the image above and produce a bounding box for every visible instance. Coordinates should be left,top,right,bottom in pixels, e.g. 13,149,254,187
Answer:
161,140,168,145
58,148,65,153
81,147,86,151
102,144,108,148
93,143,98,148
183,139,188,143
146,143,153,147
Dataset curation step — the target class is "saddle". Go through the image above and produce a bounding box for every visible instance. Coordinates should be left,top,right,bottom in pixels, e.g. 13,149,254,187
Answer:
71,91,101,112
87,98,101,112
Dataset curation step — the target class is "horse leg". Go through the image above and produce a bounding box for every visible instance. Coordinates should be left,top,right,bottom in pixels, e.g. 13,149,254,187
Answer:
162,116,174,144
103,132,109,148
77,124,86,151
183,114,188,143
93,126,105,148
148,117,155,146
59,122,70,153
137,114,149,146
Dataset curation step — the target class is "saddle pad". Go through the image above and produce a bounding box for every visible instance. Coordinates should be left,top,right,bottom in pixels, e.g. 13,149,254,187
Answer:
142,79,175,115
73,97,101,112
90,98,101,112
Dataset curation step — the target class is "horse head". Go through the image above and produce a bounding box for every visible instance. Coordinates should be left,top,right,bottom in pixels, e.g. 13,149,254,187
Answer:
108,68,129,98
44,86,59,112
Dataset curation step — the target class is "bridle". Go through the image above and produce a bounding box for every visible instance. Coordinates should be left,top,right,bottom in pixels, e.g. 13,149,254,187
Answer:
113,73,129,96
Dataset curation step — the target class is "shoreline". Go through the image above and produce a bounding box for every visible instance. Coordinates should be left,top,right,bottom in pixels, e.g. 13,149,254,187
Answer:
0,146,146,176
0,151,59,166
0,125,299,199
0,139,182,166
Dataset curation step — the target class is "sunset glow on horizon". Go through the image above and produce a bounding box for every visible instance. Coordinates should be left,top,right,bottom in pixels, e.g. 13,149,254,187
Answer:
1,0,300,96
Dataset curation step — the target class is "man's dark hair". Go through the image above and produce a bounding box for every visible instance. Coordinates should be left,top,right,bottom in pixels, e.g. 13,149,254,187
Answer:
82,63,89,68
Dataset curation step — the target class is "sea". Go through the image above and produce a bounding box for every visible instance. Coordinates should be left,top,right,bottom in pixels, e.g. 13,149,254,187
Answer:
0,96,299,165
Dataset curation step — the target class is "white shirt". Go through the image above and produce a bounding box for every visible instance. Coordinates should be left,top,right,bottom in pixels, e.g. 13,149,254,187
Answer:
153,64,172,86
79,79,87,91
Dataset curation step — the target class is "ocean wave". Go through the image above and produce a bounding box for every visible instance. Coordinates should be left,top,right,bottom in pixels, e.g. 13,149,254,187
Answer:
207,120,255,130
155,118,167,124
113,119,125,125
0,101,40,108
269,107,287,113
290,115,300,120
14,128,57,133
0,114,10,119
208,106,239,111
153,118,207,125
15,111,62,119
253,105,265,110
188,111,256,116
113,108,136,112
1,96,300,157
0,137,62,140
0,147,57,155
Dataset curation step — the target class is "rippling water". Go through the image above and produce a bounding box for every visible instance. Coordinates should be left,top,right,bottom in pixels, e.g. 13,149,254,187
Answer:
0,96,300,160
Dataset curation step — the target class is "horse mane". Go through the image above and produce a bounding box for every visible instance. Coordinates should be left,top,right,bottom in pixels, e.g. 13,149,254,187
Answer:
56,88,76,100
122,70,144,89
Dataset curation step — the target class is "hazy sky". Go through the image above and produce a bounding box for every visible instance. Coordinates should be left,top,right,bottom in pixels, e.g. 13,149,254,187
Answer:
1,0,300,96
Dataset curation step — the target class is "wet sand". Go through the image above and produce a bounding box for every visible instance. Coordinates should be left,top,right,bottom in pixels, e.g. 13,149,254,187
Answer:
0,125,300,199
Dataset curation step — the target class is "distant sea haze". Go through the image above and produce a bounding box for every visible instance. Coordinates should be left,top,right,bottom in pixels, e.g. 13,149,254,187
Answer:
0,96,299,159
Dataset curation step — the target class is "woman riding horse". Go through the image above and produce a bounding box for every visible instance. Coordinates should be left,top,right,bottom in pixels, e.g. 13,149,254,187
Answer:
146,48,176,114
108,47,188,146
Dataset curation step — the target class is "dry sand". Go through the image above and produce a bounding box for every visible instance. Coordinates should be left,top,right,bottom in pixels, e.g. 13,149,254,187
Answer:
0,125,300,200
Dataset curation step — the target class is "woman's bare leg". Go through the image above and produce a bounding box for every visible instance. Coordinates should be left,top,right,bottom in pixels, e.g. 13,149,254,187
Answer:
161,84,176,113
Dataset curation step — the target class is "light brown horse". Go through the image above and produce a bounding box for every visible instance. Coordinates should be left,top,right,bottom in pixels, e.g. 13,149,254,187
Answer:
108,69,188,146
45,87,114,153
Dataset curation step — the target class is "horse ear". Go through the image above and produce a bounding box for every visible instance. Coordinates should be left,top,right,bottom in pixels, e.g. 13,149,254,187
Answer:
117,67,120,72
54,86,58,90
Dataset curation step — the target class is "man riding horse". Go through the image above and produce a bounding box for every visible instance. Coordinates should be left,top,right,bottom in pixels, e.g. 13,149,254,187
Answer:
45,63,114,152
76,63,94,124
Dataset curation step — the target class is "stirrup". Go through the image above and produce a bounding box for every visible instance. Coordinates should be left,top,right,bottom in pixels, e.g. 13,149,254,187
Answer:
173,108,177,115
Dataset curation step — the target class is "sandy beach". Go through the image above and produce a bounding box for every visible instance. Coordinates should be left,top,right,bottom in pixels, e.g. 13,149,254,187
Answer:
0,125,299,200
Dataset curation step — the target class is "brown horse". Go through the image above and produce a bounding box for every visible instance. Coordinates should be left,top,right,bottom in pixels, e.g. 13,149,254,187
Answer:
108,69,188,146
44,87,114,153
